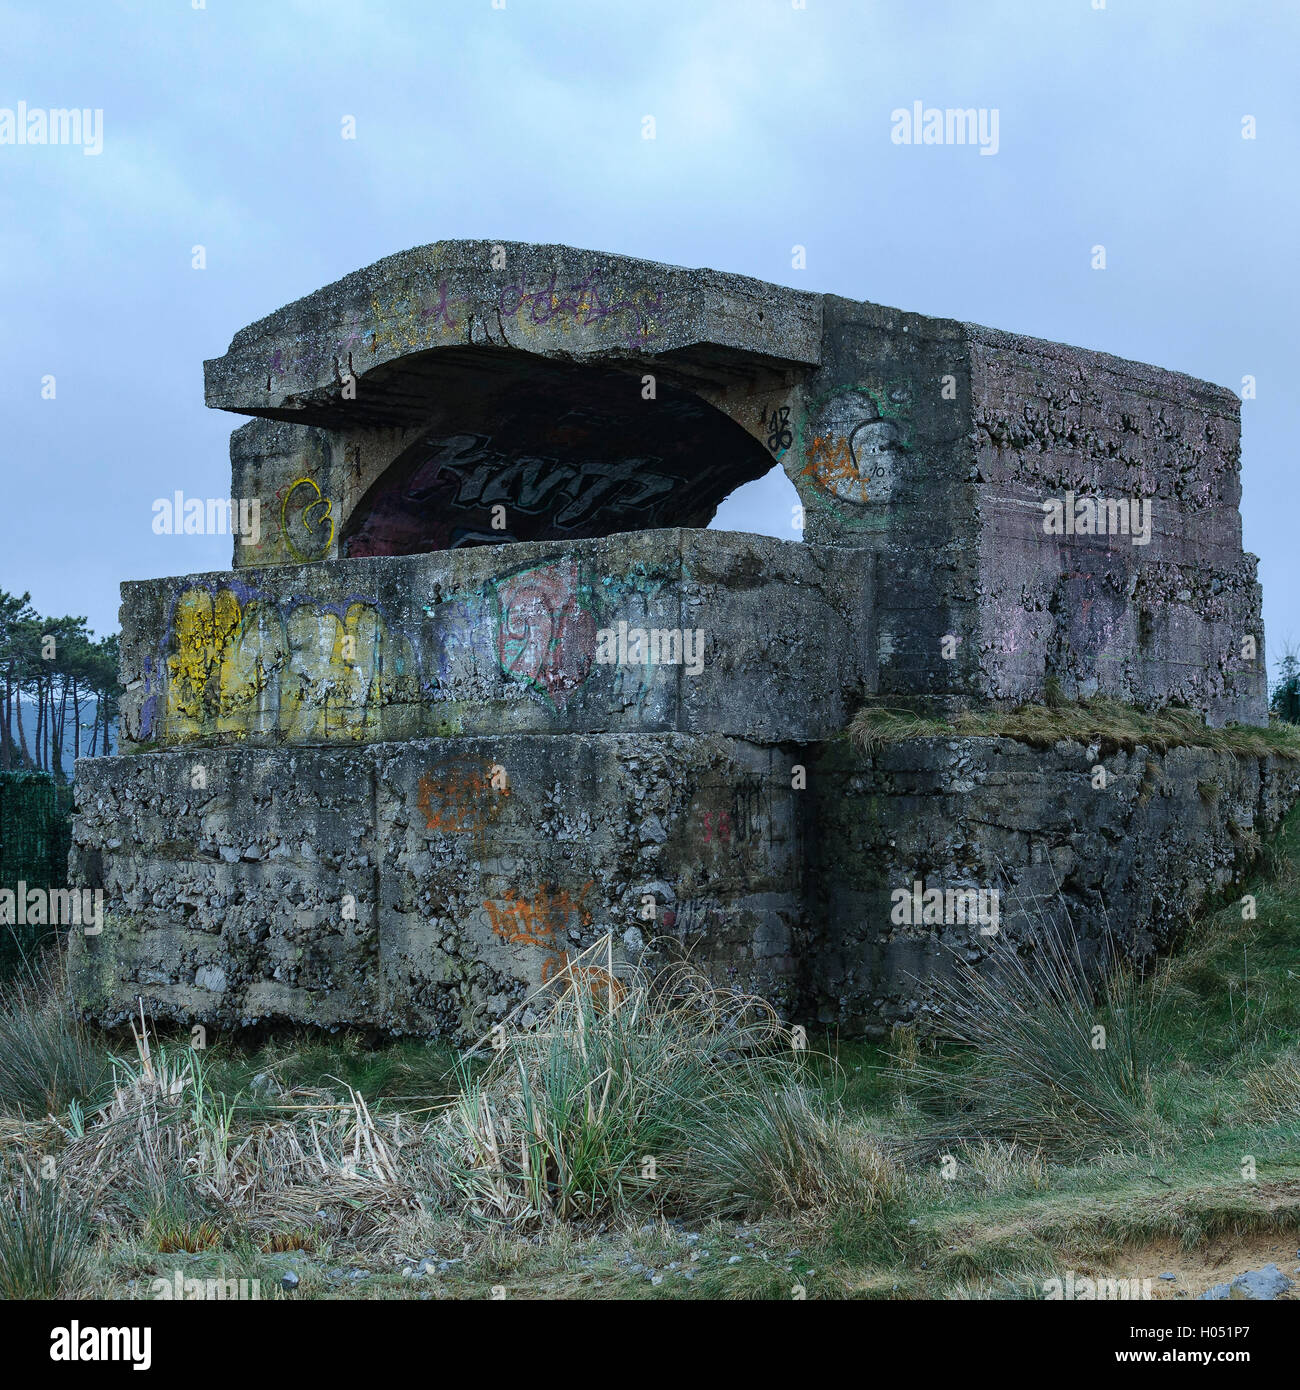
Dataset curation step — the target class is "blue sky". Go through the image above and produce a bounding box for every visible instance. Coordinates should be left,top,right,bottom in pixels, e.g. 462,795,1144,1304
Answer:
2,0,1296,673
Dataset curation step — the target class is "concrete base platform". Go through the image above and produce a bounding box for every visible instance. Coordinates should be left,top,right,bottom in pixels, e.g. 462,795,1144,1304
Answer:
69,734,803,1040
808,736,1300,1033
69,731,1300,1040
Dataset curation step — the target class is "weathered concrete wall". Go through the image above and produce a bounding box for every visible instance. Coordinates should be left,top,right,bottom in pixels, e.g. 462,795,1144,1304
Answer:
201,241,1265,724
69,735,803,1039
118,530,873,751
73,723,1299,1039
967,327,1263,724
783,295,977,708
782,302,1265,725
806,736,1300,1034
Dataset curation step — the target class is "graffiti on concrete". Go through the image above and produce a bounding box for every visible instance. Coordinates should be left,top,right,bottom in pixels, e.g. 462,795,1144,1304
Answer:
145,582,420,744
336,356,778,560
689,773,780,851
441,449,678,531
343,431,683,554
761,403,794,456
269,268,669,386
701,809,732,844
135,551,689,744
278,476,335,563
490,559,599,710
495,269,666,345
660,897,722,934
417,757,511,857
796,384,912,514
481,881,624,1002
483,881,596,984
728,773,772,844
483,881,592,948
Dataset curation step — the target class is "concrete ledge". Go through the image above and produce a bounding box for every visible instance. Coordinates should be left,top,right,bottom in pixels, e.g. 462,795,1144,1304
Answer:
117,529,873,751
203,240,823,423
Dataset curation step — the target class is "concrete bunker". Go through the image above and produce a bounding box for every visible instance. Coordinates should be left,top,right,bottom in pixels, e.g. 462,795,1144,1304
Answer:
69,240,1294,1042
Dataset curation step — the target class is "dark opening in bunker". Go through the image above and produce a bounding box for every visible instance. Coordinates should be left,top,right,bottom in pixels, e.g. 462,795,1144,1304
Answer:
339,349,778,556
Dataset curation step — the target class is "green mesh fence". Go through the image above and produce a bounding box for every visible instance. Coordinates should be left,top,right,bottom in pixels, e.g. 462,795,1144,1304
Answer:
0,771,74,978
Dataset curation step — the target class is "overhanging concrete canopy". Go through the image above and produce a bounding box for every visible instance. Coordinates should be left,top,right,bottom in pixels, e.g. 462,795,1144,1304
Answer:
203,239,824,429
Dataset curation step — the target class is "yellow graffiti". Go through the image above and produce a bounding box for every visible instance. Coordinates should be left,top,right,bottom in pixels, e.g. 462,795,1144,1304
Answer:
280,477,335,563
164,588,243,739
369,294,430,354
163,586,419,743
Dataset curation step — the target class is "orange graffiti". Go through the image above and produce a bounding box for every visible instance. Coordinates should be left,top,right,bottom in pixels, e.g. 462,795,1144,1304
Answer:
566,963,627,1010
538,952,625,1011
540,952,572,984
483,884,626,1004
801,435,864,498
483,882,594,950
417,758,510,837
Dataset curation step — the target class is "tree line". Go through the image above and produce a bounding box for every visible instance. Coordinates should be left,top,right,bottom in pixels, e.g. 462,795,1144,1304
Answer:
1274,645,1300,724
0,589,119,778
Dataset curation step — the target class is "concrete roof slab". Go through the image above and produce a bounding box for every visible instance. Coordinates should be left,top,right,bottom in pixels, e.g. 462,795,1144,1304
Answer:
203,239,823,425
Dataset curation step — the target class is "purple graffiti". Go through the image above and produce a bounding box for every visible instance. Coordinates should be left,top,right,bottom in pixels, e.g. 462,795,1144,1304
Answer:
266,270,669,384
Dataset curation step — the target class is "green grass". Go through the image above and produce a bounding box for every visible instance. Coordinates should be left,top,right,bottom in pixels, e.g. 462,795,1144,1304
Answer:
0,1179,90,1299
0,955,113,1120
897,922,1171,1159
849,697,1300,760
192,1031,465,1120
425,958,902,1229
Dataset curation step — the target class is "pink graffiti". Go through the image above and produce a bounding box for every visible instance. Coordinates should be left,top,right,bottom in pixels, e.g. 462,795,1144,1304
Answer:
492,560,597,710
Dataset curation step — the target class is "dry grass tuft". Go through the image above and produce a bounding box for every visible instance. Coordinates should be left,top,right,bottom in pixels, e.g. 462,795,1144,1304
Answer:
0,942,907,1268
53,1006,431,1253
898,919,1171,1159
1240,1051,1300,1124
427,944,798,1224
849,698,1300,761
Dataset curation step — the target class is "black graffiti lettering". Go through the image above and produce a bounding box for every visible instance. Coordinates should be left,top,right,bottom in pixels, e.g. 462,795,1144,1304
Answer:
765,405,793,454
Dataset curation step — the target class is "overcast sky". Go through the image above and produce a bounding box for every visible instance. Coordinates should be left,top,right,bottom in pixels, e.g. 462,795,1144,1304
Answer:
2,0,1296,673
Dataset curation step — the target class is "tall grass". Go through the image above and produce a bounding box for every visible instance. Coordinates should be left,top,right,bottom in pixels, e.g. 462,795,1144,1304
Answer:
1241,1050,1300,1123
900,917,1170,1157
0,1178,90,1298
428,944,903,1229
678,1083,907,1235
0,953,112,1120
